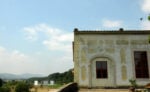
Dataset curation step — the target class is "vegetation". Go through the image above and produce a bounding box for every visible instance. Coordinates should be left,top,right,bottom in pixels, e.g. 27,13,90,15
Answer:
148,15,150,21
48,69,73,84
0,78,10,92
28,69,74,85
0,78,33,92
129,79,138,88
0,78,3,87
15,82,32,92
0,86,10,92
48,84,62,88
0,69,73,92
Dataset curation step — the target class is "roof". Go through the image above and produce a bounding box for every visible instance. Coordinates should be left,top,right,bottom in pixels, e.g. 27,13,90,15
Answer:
74,28,150,35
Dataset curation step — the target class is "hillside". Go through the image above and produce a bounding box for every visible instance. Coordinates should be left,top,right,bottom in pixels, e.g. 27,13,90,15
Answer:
28,69,74,84
0,73,43,80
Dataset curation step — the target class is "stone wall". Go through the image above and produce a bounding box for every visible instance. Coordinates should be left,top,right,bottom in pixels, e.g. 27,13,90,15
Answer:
74,33,150,88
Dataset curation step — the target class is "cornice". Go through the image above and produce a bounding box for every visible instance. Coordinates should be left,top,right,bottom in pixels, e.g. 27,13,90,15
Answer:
74,28,150,35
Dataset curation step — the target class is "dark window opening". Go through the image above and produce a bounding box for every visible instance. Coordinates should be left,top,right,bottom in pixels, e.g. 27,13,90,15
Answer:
134,51,149,78
96,61,108,78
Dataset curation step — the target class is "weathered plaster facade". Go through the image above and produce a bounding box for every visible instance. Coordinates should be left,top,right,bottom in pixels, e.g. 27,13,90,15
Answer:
73,28,150,88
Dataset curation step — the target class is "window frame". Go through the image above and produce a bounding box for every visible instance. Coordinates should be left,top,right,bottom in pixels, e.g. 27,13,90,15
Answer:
96,61,108,79
134,51,149,78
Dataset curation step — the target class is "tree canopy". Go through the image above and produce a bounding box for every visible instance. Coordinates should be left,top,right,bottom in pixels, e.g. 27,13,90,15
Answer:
15,82,31,92
148,15,150,21
0,78,3,87
28,69,74,84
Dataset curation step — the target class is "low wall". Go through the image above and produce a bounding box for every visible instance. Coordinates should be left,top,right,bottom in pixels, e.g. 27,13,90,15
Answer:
58,83,79,92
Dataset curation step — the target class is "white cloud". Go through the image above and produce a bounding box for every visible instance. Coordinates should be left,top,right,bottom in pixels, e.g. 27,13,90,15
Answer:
0,45,73,75
0,23,74,75
43,33,73,52
140,0,150,29
23,27,38,41
102,19,122,28
0,46,5,52
0,46,40,74
22,24,74,75
23,23,73,52
141,20,150,30
141,0,150,13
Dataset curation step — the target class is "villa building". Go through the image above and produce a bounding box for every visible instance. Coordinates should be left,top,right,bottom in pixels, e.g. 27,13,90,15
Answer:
73,28,150,88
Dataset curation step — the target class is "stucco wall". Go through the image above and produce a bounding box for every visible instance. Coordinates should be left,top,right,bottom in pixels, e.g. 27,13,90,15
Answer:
74,33,150,87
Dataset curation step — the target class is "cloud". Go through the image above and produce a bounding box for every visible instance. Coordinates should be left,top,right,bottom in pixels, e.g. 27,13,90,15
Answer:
102,19,122,28
43,33,73,52
141,20,150,30
23,23,73,52
0,46,40,74
140,0,150,29
22,24,74,75
23,27,38,41
0,45,73,75
0,23,74,75
141,0,150,13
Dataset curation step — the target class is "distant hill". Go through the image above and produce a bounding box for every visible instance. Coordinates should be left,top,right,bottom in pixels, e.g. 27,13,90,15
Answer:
0,73,43,80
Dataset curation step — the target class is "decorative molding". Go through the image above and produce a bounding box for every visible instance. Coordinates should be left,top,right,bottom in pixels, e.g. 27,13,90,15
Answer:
81,66,86,81
121,65,127,81
120,48,126,64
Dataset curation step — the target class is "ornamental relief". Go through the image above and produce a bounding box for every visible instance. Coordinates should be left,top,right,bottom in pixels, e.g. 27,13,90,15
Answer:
130,40,149,45
78,37,86,45
105,40,114,45
105,48,115,53
74,43,79,62
98,46,104,52
116,40,129,45
121,65,127,81
87,40,98,53
74,65,79,82
120,48,126,64
87,40,115,54
99,40,104,45
81,48,87,63
81,66,86,81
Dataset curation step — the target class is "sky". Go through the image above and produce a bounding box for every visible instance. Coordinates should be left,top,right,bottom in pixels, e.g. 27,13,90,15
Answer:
0,0,150,76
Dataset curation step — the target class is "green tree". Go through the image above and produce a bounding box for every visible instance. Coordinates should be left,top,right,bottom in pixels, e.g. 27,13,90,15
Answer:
0,78,3,87
148,15,150,21
27,69,74,85
0,86,10,92
15,82,31,92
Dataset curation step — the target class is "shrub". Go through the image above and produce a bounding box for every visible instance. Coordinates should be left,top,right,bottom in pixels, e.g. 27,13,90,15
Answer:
0,78,3,87
15,82,31,92
129,79,138,88
0,86,10,92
